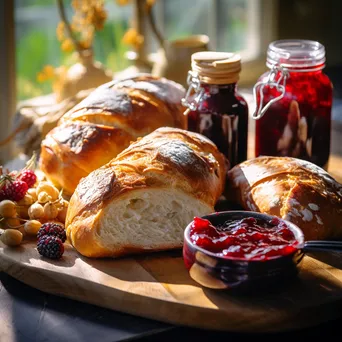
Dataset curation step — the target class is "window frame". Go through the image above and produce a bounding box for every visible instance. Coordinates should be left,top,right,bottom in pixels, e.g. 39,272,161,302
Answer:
0,0,16,164
153,0,278,87
238,0,279,87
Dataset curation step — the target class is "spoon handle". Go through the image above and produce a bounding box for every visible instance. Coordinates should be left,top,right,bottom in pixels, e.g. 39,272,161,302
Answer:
303,240,342,253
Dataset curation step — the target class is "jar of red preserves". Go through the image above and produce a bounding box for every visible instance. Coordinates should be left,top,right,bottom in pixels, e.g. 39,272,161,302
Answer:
182,51,248,167
253,39,333,169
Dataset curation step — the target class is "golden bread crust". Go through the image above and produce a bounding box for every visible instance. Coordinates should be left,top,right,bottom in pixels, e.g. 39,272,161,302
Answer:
39,74,187,194
227,156,342,240
39,122,135,193
66,127,227,258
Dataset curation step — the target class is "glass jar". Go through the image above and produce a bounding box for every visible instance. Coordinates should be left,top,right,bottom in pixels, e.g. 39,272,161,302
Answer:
253,39,333,169
182,51,249,167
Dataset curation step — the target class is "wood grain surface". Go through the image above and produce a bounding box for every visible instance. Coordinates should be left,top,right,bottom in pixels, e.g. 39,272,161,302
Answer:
1,238,342,333
1,117,342,334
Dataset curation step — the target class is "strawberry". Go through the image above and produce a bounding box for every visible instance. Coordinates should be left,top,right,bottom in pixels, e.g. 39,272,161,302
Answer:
17,169,37,188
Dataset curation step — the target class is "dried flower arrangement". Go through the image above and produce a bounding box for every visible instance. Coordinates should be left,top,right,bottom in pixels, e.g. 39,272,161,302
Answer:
37,0,113,103
0,0,163,157
116,0,165,72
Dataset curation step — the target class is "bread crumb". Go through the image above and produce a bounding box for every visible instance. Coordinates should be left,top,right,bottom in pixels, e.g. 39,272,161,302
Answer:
308,203,319,211
315,214,323,225
301,208,313,222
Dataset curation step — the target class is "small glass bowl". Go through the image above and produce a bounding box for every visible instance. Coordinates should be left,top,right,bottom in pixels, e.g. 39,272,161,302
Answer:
183,211,305,292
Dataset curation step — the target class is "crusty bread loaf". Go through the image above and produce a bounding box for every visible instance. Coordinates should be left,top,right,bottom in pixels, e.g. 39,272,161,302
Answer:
66,127,227,258
227,156,342,241
39,74,187,195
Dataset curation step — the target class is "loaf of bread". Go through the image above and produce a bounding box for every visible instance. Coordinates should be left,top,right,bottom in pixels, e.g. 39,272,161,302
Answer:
66,127,227,258
39,74,187,195
227,156,342,241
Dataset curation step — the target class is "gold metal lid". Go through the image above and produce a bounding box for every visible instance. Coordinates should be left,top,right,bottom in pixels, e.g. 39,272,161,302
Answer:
191,51,241,84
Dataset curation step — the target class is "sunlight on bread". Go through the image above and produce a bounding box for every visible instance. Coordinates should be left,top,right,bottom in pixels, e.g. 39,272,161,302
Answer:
228,156,342,241
66,127,227,258
39,74,187,195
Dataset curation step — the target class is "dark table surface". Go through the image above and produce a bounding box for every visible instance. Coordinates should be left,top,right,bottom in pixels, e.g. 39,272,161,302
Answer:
1,270,342,342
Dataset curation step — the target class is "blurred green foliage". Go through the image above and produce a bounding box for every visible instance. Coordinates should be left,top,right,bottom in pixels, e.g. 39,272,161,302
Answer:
17,29,60,99
16,1,130,101
15,0,249,101
94,20,130,73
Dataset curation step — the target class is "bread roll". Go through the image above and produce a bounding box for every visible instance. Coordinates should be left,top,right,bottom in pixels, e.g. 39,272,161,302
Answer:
39,74,187,195
227,156,342,241
66,127,227,258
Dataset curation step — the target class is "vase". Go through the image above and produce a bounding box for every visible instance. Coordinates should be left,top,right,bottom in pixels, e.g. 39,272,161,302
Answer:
151,34,210,87
54,50,113,103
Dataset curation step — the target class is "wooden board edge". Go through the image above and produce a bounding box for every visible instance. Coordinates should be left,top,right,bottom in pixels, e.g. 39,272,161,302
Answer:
2,251,342,333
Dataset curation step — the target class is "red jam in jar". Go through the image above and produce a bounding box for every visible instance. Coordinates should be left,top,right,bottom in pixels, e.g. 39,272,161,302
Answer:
183,52,249,167
189,216,299,261
253,40,333,169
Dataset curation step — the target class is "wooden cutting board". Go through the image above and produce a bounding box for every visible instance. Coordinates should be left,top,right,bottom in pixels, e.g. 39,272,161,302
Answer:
1,239,342,333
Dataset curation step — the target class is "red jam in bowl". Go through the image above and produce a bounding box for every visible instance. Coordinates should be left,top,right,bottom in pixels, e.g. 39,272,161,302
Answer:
189,216,299,261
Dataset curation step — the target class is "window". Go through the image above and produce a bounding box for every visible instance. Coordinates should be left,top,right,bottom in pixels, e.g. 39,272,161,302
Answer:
153,0,276,86
14,0,273,101
15,0,131,101
1,0,274,163
157,0,264,62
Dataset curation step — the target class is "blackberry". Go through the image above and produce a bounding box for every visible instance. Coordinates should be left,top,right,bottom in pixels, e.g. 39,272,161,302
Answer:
37,235,64,259
37,222,66,242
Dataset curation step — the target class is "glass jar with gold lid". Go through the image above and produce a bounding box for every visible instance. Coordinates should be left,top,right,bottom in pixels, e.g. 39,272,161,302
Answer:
182,51,249,167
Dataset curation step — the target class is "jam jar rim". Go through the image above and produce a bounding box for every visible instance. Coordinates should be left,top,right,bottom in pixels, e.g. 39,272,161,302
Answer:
266,39,326,70
184,210,305,263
